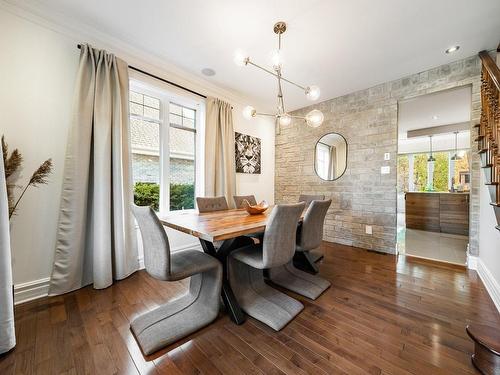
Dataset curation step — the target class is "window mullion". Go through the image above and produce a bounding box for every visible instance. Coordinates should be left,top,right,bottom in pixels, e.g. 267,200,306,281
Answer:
159,100,170,215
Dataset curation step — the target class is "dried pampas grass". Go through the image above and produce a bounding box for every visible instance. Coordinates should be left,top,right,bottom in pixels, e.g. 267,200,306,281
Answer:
1,135,53,219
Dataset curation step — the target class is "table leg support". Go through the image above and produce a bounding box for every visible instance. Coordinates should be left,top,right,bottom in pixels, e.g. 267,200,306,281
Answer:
200,238,251,325
293,251,319,274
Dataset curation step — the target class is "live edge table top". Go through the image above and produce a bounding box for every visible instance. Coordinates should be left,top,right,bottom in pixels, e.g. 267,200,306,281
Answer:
159,207,304,243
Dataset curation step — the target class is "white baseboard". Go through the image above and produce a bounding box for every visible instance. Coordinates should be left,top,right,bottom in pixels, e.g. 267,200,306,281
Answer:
14,277,50,305
476,258,500,314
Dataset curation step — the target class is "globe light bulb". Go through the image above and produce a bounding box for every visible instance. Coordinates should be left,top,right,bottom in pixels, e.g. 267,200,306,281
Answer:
305,109,324,128
234,49,249,67
279,113,291,126
305,85,320,101
242,105,256,120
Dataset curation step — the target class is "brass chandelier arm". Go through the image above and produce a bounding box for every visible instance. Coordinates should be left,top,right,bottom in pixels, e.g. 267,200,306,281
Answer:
255,112,278,118
253,112,306,120
246,59,307,91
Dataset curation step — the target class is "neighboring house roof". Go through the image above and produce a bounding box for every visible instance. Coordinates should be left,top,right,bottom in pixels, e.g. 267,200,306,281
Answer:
130,119,194,160
131,119,159,153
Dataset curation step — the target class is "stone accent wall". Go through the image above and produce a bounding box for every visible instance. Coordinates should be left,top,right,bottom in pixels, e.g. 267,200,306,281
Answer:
276,55,481,255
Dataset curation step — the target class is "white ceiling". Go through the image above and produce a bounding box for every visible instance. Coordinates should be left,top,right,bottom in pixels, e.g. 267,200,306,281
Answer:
397,86,472,154
10,0,500,111
398,86,472,140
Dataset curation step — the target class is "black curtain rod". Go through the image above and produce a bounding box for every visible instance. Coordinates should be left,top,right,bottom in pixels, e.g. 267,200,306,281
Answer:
77,44,207,99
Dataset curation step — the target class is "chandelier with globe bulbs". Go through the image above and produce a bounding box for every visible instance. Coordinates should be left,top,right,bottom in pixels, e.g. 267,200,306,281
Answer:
234,21,324,128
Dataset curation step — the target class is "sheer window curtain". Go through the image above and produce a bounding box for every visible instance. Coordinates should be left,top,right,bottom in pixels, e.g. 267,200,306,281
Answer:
49,44,138,295
328,145,336,180
0,142,15,354
204,97,236,208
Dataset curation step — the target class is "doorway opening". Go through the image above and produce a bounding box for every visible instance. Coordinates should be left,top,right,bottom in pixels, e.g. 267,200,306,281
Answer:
396,86,472,265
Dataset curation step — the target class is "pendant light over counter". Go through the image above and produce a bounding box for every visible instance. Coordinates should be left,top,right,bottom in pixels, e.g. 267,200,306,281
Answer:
450,131,462,161
427,135,435,162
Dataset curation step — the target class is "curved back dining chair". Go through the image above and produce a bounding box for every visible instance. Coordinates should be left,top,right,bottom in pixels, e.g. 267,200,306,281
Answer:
233,195,257,208
131,205,222,355
269,199,332,300
196,196,229,212
229,202,305,331
297,194,327,263
298,199,331,252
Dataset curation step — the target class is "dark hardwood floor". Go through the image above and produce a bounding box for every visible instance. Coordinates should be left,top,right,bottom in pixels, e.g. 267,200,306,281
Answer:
1,242,499,374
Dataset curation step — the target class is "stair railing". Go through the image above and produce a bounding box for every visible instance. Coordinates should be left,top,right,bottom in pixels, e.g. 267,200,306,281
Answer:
478,50,500,212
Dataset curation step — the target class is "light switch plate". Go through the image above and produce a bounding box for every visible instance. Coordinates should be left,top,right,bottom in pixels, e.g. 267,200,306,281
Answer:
384,152,391,161
381,166,390,174
365,225,372,235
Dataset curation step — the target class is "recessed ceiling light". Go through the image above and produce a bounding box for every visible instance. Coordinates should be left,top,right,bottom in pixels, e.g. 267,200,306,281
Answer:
432,115,439,120
201,68,216,76
445,45,460,54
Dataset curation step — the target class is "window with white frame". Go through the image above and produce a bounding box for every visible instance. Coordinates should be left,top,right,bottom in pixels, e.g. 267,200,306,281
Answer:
315,142,330,180
129,82,203,213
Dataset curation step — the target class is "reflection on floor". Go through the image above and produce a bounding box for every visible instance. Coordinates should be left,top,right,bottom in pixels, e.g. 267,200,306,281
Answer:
397,227,468,265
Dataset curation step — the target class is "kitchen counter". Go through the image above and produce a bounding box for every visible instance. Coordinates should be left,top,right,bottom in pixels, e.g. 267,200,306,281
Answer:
405,192,469,235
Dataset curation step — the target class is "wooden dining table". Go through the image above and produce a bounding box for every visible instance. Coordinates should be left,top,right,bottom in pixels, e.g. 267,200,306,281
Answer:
159,207,310,325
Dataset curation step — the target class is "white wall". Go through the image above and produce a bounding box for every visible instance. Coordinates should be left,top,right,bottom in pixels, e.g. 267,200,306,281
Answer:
0,5,274,301
477,172,500,312
234,114,275,204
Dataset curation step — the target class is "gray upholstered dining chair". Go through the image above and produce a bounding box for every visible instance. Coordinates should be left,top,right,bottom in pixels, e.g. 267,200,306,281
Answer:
269,199,332,300
233,195,257,208
196,196,229,212
130,205,222,355
228,202,305,331
298,194,326,262
298,194,325,207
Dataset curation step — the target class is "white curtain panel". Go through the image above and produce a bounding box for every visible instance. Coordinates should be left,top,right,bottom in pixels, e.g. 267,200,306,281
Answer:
49,44,138,295
204,97,236,208
0,142,15,354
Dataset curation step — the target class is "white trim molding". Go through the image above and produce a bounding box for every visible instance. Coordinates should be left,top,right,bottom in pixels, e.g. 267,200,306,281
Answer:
466,250,478,270
476,258,500,314
14,277,51,305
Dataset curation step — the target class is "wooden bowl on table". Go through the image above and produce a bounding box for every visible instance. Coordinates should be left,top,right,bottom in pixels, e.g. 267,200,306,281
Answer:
242,199,269,215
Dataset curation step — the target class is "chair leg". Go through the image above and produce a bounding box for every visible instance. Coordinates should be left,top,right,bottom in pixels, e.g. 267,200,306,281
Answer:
130,263,222,355
229,257,303,331
293,251,319,274
269,261,331,300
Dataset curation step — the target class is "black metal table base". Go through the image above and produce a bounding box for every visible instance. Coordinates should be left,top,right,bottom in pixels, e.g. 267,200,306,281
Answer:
293,251,319,274
199,236,253,325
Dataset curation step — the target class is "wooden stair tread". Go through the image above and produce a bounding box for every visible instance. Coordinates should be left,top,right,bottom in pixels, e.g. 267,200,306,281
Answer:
496,225,500,231
466,324,500,355
485,182,499,185
482,164,493,168
490,202,500,207
474,135,484,141
478,149,488,154
473,124,481,128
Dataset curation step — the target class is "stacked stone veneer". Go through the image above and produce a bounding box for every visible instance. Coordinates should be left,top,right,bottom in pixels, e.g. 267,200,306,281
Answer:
276,55,481,254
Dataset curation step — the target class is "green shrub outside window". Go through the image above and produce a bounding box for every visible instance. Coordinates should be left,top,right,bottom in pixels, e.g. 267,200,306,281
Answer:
133,182,194,211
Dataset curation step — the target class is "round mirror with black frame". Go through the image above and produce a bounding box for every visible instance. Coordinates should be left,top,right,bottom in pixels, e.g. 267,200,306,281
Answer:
314,133,348,181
